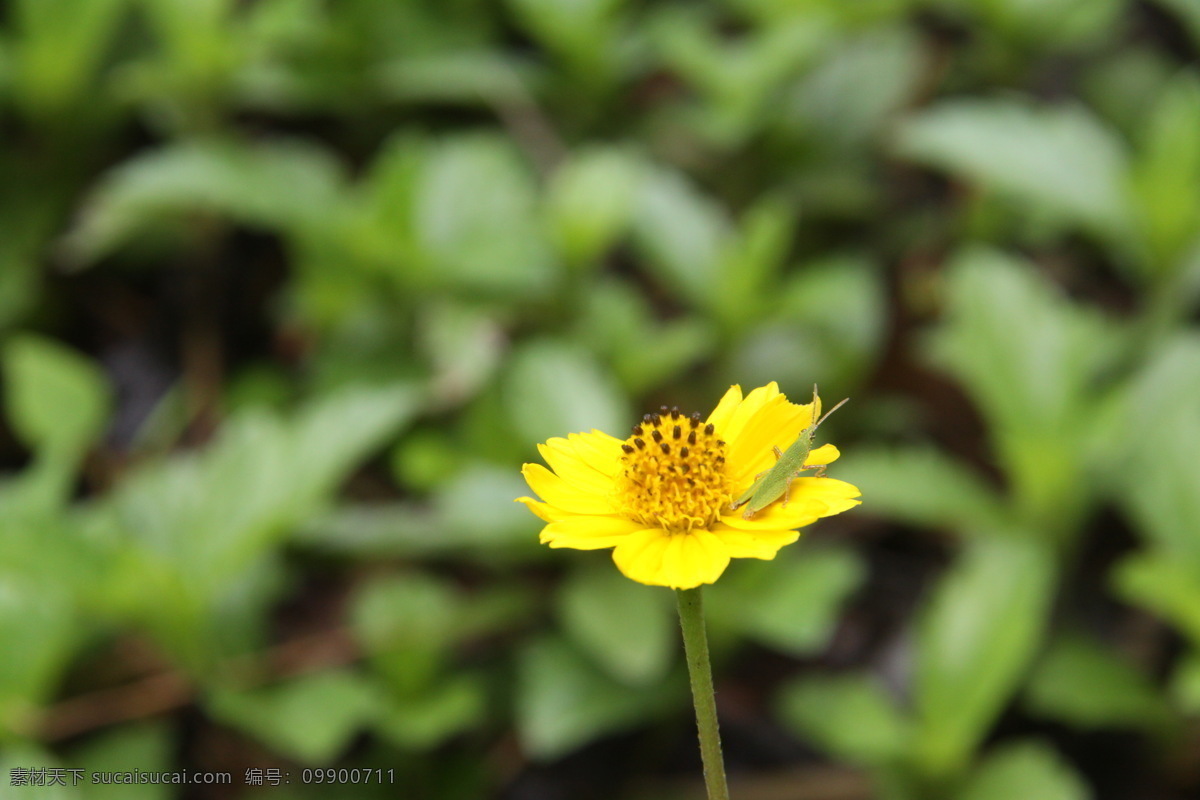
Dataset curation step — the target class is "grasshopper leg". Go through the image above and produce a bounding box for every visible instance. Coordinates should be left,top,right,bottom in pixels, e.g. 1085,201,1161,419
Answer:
730,467,774,511
781,464,831,507
781,473,797,508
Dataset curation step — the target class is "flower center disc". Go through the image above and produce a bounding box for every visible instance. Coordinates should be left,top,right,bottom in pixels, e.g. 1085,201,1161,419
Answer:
615,407,732,532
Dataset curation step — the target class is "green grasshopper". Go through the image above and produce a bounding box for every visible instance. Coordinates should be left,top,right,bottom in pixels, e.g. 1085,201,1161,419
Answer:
729,387,848,520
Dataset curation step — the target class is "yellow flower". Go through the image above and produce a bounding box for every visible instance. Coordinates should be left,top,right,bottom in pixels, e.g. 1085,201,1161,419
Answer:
516,382,862,589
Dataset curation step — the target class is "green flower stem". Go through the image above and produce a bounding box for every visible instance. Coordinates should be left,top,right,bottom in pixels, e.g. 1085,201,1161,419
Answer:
676,587,730,800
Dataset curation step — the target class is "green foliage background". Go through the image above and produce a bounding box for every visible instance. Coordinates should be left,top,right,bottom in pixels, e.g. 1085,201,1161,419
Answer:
2,1,1199,798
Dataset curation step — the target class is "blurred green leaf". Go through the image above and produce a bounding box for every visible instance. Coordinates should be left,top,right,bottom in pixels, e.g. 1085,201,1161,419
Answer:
503,339,628,446
207,670,378,764
1025,634,1171,730
926,248,1119,534
973,0,1121,50
97,384,420,665
837,446,1007,532
1112,553,1200,647
374,673,486,751
0,251,38,331
9,0,129,118
653,9,831,145
897,100,1133,247
1131,71,1200,272
1153,0,1200,48
72,723,173,800
288,383,425,499
785,26,921,150
0,38,9,95
350,133,423,267
131,0,241,126
0,161,78,328
632,166,731,309
416,302,504,407
516,636,676,760
223,365,294,413
709,547,864,656
777,673,909,766
139,0,237,54
377,51,540,106
436,462,552,550
558,566,675,686
931,248,1095,425
507,0,624,78
295,470,540,556
294,503,443,557
546,147,642,268
914,535,1056,779
1083,48,1175,141
710,198,793,334
351,573,458,695
2,335,111,461
777,257,886,367
730,254,886,389
575,278,715,394
0,576,76,734
390,429,459,492
1117,337,1200,562
0,746,79,799
64,139,347,264
1171,652,1200,714
299,460,537,557
405,135,557,297
959,740,1090,800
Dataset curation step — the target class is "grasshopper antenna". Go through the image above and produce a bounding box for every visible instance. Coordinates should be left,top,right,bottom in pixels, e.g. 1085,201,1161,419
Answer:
814,396,848,430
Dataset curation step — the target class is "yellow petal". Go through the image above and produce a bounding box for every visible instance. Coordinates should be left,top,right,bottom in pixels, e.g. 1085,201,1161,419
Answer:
721,384,787,446
805,444,840,466
822,497,862,515
540,515,643,550
705,384,744,432
521,463,615,515
538,440,613,495
570,430,625,476
722,476,861,526
612,529,731,589
515,496,573,522
718,499,827,530
726,399,810,482
711,524,800,559
788,476,862,501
